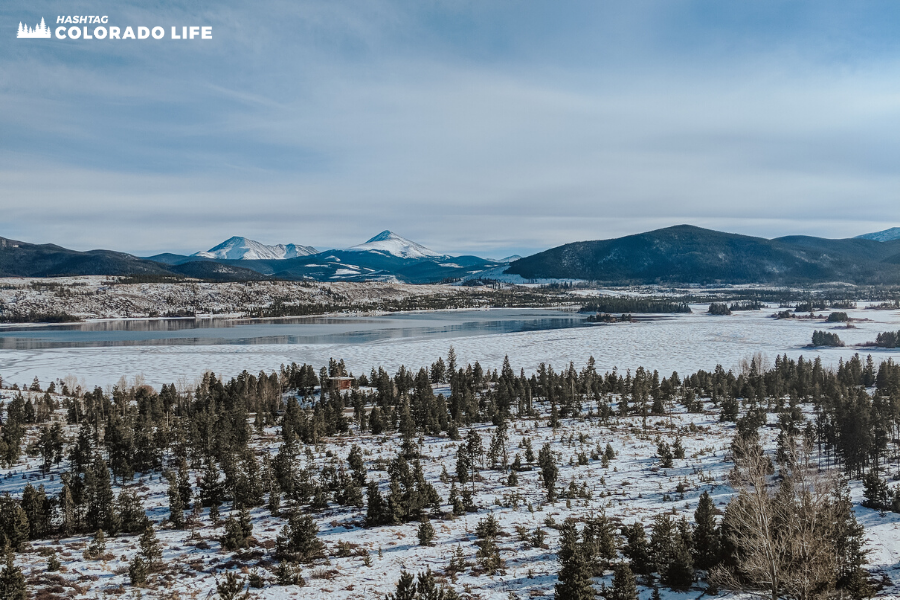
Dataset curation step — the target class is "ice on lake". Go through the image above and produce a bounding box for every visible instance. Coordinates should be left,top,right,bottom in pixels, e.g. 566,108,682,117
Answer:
1,305,899,389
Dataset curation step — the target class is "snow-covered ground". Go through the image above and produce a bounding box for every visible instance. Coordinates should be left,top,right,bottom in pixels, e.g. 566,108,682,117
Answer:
2,303,899,391
4,390,900,599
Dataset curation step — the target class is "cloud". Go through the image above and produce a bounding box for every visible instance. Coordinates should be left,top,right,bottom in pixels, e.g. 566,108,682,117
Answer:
2,1,900,256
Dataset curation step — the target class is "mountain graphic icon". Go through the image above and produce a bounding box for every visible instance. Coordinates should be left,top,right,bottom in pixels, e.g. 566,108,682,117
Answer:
18,18,51,38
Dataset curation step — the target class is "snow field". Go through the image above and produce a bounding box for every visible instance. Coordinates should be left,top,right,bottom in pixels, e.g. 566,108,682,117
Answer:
4,390,899,599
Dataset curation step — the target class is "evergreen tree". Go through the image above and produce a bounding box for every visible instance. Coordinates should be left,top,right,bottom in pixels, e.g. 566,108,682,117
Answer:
555,519,593,600
621,522,651,575
166,471,185,527
57,480,75,537
216,571,251,600
606,563,638,600
85,454,118,534
83,529,106,560
20,484,49,540
177,458,193,510
455,444,471,488
387,570,417,600
138,523,162,570
649,513,676,575
418,517,435,546
0,543,26,600
692,490,721,570
538,443,558,501
0,495,29,551
128,555,148,585
582,511,617,573
221,507,254,551
276,511,324,562
365,481,391,527
200,457,223,513
662,524,694,590
117,489,149,534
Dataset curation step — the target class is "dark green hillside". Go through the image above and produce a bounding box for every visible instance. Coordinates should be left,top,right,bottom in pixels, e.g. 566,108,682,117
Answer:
0,237,172,277
506,225,900,284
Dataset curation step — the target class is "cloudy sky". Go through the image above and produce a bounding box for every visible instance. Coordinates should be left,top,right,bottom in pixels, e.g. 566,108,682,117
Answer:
2,1,899,257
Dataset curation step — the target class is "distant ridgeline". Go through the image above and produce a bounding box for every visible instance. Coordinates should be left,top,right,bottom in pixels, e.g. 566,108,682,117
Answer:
580,297,692,314
507,224,900,285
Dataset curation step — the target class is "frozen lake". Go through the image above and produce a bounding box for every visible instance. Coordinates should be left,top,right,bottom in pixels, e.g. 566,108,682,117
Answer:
1,305,899,390
0,309,590,349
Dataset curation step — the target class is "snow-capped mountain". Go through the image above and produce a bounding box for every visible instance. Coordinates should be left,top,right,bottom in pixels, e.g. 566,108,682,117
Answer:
856,227,900,242
193,237,318,260
347,231,443,259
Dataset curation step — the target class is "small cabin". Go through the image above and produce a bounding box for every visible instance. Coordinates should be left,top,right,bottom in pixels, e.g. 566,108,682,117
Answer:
327,376,354,392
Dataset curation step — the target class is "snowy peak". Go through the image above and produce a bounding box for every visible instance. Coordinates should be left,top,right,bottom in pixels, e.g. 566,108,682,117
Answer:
193,237,318,260
856,227,900,242
348,230,443,259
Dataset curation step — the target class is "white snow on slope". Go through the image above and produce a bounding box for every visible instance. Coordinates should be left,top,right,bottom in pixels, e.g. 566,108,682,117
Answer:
193,236,318,260
855,227,900,242
348,230,443,259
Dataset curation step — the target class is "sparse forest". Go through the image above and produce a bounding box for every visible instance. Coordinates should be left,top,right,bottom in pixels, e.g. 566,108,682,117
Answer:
0,347,897,598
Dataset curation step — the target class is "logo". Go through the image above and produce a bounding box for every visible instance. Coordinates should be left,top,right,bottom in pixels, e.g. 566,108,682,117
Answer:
17,17,51,38
15,16,212,41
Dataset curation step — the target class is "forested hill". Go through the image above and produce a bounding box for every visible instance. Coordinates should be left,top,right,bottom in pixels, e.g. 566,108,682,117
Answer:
505,225,900,284
0,237,265,281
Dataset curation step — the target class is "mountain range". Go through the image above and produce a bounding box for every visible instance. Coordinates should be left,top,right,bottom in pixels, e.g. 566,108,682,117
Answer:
506,225,900,284
2,226,900,285
142,231,507,283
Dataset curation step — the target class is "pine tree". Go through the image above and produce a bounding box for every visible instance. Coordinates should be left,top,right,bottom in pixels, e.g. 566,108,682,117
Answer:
582,511,617,574
607,562,638,600
0,543,26,600
216,571,251,600
117,489,149,534
621,522,651,575
692,490,721,570
662,530,694,590
555,519,593,600
418,517,435,546
455,444,471,488
276,511,324,562
221,507,253,551
58,480,75,537
268,483,281,516
85,454,118,534
84,529,106,560
365,481,391,527
138,523,162,570
0,496,29,551
200,457,223,519
167,471,185,527
538,443,558,501
387,570,417,600
649,513,676,575
474,514,503,575
128,555,148,585
177,458,193,510
20,484,49,540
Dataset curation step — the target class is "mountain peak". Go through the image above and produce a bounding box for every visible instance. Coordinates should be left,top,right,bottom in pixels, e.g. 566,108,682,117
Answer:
365,230,398,243
193,237,318,260
350,231,442,259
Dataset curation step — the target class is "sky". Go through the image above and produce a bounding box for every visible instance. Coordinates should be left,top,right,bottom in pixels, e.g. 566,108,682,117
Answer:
2,1,900,258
